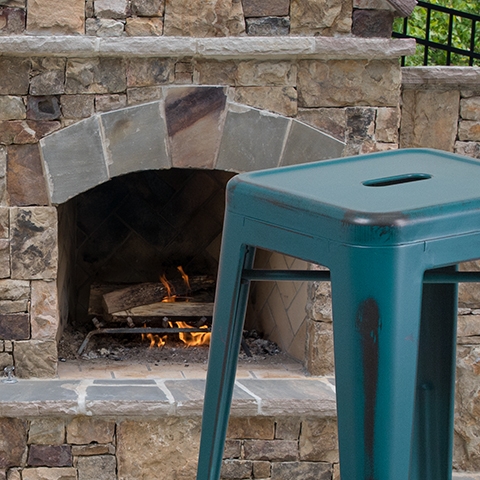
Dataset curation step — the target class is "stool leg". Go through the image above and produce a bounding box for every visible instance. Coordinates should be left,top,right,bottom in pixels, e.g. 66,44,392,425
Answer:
410,266,457,480
330,244,426,480
196,220,255,480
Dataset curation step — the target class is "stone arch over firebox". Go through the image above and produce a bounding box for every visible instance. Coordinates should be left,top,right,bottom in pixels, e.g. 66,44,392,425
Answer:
42,85,344,361
39,86,344,205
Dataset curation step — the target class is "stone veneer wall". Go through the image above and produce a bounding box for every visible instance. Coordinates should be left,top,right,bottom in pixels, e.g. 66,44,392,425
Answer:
307,66,480,472
0,377,341,480
0,0,414,378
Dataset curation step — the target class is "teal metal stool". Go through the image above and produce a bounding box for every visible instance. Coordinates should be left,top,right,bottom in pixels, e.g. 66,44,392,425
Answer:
196,148,480,480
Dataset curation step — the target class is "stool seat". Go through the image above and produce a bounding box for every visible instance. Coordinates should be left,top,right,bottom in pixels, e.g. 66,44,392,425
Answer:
230,148,480,245
197,149,480,480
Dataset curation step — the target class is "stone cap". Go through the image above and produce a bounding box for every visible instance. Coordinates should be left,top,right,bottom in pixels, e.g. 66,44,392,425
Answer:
0,36,416,60
0,377,337,418
402,66,480,89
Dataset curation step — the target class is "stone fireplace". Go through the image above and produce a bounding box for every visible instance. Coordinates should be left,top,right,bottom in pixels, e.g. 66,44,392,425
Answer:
36,84,347,374
0,31,415,379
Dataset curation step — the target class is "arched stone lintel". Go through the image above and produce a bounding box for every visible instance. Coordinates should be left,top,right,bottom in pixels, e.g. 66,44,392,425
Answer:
39,86,345,205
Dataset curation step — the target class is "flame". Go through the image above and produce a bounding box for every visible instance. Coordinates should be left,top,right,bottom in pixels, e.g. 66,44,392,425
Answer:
147,333,167,348
141,324,168,348
177,266,190,292
141,269,210,348
160,274,176,303
172,320,211,347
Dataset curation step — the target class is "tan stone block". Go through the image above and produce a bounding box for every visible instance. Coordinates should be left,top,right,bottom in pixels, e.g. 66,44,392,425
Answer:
333,463,340,480
455,141,480,160
375,106,399,143
233,86,297,116
223,439,241,459
0,97,26,121
117,417,201,479
459,261,480,308
243,439,298,461
0,280,30,314
94,0,128,18
6,144,49,207
126,58,175,87
242,0,289,17
194,60,239,85
275,418,301,440
66,417,115,445
290,0,352,35
253,460,271,478
455,345,480,469
0,58,30,95
30,58,66,96
0,352,13,369
14,340,57,378
71,444,115,456
126,86,163,106
0,208,7,239
66,58,127,95
22,468,76,480
28,418,65,445
458,121,480,142
164,0,245,37
305,320,335,376
26,0,84,34
31,280,59,340
131,0,164,16
356,139,398,154
298,59,401,108
11,207,57,280
221,459,253,478
6,467,21,480
461,96,480,121
60,95,95,119
299,417,338,462
0,120,61,145
227,417,274,439
0,418,27,468
85,17,125,36
237,61,297,87
400,89,460,151
94,94,127,112
77,455,116,480
296,107,346,141
0,240,9,279
125,16,163,36
0,148,6,207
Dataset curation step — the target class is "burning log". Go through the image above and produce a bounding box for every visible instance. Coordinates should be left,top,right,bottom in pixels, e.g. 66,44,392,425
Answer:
111,301,214,319
102,275,215,314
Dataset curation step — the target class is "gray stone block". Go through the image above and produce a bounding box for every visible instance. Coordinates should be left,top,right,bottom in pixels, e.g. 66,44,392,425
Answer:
246,17,290,36
280,119,345,167
217,104,290,172
40,116,108,204
100,101,169,178
236,379,336,416
86,383,168,402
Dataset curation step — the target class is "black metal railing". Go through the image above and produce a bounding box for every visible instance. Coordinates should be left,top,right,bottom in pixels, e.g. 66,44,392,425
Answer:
392,1,480,66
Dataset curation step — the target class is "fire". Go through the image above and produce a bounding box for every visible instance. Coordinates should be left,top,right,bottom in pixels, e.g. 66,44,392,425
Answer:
146,333,167,348
171,320,211,347
160,274,176,303
141,326,168,348
177,266,190,293
141,268,211,348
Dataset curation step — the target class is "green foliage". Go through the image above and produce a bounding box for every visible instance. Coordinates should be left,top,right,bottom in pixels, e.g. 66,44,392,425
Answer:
393,0,480,66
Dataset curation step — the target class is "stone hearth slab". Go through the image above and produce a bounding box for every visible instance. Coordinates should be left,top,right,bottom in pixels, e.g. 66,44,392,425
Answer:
0,378,336,418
